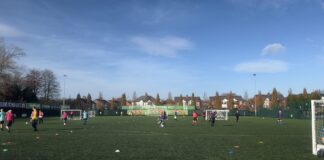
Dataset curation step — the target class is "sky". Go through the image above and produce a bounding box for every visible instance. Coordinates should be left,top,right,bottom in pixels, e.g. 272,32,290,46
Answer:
0,0,324,100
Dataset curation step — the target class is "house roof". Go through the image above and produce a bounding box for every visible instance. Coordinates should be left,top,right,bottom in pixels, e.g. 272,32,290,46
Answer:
209,95,244,101
108,99,121,104
95,99,108,103
135,95,155,102
174,96,201,102
255,93,284,100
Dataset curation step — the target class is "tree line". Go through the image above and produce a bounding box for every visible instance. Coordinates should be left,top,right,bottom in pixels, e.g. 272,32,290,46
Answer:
0,38,60,104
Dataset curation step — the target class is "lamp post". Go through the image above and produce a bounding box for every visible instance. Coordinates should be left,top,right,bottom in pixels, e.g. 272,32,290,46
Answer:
63,74,67,109
253,73,257,117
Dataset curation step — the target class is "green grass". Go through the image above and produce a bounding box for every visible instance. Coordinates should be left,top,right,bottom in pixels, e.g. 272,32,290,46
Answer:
0,116,318,160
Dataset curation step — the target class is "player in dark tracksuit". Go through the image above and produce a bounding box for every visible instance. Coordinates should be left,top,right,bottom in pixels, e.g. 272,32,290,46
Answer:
210,111,216,127
235,110,240,123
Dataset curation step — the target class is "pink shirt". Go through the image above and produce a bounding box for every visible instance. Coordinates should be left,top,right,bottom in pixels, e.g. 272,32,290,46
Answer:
5,112,13,121
63,112,68,119
193,112,198,118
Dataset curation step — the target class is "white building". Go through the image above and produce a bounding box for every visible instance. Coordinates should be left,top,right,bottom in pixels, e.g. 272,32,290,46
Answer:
133,93,155,107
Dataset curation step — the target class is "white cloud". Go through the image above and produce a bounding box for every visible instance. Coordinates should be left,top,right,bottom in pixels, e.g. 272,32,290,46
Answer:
234,59,288,73
261,43,286,56
0,23,24,37
131,36,193,57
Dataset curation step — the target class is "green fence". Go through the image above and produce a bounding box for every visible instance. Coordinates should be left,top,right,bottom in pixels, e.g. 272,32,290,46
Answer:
122,106,194,116
229,108,309,119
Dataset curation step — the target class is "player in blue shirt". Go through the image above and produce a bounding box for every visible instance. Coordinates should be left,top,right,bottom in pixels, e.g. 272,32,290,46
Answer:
82,110,88,125
0,109,5,131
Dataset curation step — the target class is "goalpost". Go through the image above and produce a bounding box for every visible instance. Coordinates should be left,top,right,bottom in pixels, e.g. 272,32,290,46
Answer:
311,98,324,156
61,109,82,120
205,109,229,120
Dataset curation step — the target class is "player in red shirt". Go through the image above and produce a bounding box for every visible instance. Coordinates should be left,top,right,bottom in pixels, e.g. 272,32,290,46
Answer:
38,110,44,124
5,110,14,132
70,111,74,119
202,111,206,120
192,111,198,126
63,111,68,126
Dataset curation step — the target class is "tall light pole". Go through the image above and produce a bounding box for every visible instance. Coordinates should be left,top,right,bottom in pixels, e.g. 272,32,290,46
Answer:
253,73,257,117
63,74,67,109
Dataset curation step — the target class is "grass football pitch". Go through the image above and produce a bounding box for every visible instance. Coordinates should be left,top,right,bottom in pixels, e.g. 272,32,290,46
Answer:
0,116,318,160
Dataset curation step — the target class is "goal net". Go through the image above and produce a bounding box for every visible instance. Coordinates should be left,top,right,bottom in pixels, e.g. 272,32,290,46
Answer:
205,109,229,120
311,99,324,156
61,109,82,120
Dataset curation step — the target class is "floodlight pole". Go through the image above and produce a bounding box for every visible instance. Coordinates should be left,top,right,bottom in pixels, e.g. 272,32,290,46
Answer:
63,74,67,109
253,73,257,117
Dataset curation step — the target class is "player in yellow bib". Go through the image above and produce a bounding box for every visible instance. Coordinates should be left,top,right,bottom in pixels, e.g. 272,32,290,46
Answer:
30,107,38,131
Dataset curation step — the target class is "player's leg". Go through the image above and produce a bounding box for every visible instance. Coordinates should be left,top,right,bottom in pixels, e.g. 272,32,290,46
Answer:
6,121,12,132
0,121,3,130
34,120,38,131
32,120,37,131
39,118,43,124
193,118,197,126
83,118,87,125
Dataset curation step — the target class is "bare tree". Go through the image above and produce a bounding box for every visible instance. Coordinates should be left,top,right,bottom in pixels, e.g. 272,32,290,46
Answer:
99,92,103,100
96,92,104,112
121,93,127,106
132,91,137,101
86,93,92,109
168,91,172,101
0,38,25,74
0,38,25,99
40,69,60,101
214,92,221,109
24,69,42,97
167,91,174,105
244,91,249,101
203,92,208,101
156,93,161,105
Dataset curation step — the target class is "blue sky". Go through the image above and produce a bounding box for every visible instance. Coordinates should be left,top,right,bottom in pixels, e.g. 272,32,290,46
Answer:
0,0,324,100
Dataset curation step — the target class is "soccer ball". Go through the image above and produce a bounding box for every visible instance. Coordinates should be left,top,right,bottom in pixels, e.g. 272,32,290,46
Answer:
160,124,164,128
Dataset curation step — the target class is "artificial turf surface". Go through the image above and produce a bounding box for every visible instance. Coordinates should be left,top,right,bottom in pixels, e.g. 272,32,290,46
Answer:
0,116,318,160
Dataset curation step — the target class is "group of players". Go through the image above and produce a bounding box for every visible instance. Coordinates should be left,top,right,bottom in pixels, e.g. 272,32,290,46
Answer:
1,107,284,132
158,109,283,128
157,110,241,128
157,109,284,128
0,107,44,132
0,107,89,133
